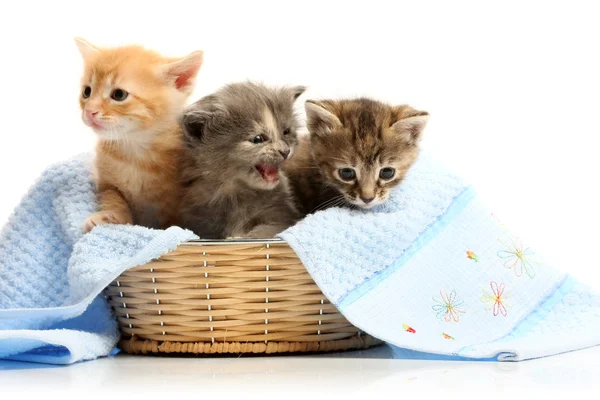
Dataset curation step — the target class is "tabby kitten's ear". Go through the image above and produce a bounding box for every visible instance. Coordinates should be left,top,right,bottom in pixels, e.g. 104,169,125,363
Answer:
74,37,99,62
162,51,204,93
182,96,224,141
391,109,429,145
305,100,342,136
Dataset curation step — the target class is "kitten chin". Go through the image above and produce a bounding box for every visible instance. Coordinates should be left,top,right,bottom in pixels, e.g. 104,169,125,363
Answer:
285,98,429,215
179,81,305,239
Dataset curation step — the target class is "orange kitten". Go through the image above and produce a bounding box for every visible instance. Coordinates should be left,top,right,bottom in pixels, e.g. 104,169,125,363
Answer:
75,38,203,232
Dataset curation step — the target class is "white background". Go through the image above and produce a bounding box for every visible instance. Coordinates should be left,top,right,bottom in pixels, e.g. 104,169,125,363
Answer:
1,0,600,395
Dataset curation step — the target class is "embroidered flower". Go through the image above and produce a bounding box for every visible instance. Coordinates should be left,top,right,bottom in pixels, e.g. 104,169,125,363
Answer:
403,324,416,334
480,281,510,317
497,236,538,278
466,250,479,262
442,332,455,340
432,290,466,322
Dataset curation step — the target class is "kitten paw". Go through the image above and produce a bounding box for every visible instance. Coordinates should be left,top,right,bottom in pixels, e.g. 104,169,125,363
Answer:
83,211,132,233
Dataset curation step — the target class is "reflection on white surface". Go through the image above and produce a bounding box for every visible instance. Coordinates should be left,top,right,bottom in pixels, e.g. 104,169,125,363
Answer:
1,344,600,395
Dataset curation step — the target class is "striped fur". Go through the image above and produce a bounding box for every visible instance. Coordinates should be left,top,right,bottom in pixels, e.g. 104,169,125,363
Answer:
285,98,429,215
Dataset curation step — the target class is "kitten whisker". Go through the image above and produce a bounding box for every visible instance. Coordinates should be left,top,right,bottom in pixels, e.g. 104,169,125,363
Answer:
313,195,344,208
320,198,345,211
311,195,346,213
330,199,347,209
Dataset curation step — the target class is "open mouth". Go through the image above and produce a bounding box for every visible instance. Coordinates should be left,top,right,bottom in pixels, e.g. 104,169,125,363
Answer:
254,163,279,183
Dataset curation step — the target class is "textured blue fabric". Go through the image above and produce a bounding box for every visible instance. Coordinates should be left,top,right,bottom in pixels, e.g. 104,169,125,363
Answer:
0,156,197,364
282,153,468,303
3,151,598,364
281,152,600,361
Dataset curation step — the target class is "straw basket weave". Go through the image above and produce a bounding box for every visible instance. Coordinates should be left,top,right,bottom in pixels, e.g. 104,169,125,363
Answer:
106,239,382,355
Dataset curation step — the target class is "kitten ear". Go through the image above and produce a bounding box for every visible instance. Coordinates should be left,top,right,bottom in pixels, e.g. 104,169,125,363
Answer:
182,111,206,142
305,100,341,136
163,50,204,92
74,37,99,62
391,110,429,145
181,96,223,141
291,86,307,100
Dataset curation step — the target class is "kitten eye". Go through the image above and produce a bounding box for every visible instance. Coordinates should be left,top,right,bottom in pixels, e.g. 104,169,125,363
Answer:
283,128,291,135
251,135,267,144
380,167,396,180
82,86,92,99
338,168,356,181
110,88,129,101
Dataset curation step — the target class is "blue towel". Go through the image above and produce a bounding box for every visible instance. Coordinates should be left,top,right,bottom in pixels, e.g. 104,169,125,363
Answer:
281,152,600,361
0,156,196,364
3,153,598,364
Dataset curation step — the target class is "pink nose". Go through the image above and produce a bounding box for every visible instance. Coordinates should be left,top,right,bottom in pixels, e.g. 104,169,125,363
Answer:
85,110,99,119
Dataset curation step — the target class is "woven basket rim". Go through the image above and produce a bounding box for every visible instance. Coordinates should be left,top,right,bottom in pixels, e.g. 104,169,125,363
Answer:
184,238,287,245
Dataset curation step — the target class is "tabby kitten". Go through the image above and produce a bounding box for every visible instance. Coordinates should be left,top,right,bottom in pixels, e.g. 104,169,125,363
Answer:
75,38,203,232
179,82,305,238
285,98,429,215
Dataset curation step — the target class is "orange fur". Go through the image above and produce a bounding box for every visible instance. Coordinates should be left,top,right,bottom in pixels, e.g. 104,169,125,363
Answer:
75,38,203,232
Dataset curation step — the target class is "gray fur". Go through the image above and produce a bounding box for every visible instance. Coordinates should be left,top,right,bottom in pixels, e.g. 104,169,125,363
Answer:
179,81,305,239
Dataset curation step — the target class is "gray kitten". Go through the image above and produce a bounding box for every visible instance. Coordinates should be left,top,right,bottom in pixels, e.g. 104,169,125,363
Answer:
179,81,305,239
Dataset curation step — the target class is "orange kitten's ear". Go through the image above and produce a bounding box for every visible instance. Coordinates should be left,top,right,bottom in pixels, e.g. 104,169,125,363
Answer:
392,111,429,145
74,37,99,62
163,51,204,92
305,100,341,136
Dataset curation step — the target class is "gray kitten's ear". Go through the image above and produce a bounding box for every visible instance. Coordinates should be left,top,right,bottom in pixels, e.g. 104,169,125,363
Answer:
305,100,341,136
182,111,207,142
291,86,307,100
74,37,99,62
182,97,223,141
391,110,429,145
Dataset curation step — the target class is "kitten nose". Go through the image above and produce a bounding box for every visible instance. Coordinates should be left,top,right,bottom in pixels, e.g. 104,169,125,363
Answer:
279,149,290,160
360,196,375,204
86,110,99,119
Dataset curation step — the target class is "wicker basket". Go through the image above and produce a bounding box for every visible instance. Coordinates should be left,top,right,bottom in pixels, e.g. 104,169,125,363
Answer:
106,239,382,355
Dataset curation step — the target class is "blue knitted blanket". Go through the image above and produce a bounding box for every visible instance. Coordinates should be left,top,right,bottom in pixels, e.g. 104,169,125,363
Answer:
0,156,196,364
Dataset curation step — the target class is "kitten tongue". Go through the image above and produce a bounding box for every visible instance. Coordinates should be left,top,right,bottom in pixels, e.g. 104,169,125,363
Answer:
256,164,279,182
